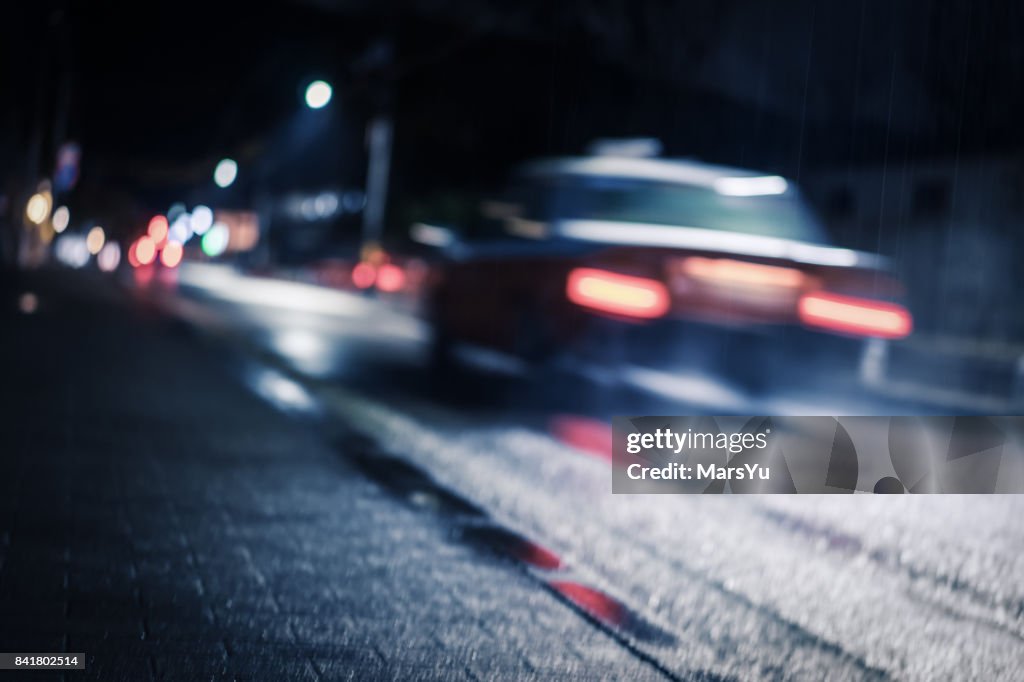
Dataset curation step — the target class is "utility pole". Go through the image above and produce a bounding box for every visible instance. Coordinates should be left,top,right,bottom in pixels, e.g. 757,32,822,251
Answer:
362,116,392,246
357,39,394,251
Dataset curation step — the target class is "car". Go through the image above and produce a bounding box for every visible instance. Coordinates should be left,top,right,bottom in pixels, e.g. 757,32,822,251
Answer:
420,152,912,394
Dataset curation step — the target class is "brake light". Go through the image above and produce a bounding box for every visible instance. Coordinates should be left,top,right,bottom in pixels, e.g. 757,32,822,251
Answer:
352,262,375,289
567,268,670,319
135,236,156,266
160,241,183,268
798,292,912,339
376,263,406,292
682,257,806,288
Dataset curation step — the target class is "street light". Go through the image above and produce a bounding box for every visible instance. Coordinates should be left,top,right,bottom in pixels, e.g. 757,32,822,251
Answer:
214,158,237,188
304,80,332,109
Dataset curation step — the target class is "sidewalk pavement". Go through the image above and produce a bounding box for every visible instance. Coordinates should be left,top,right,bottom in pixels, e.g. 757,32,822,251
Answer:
0,270,656,681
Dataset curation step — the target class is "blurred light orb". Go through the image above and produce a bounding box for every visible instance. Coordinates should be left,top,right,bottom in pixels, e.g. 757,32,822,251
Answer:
86,226,106,255
169,214,193,244
148,215,169,243
167,202,187,223
26,193,50,224
304,80,332,109
160,241,183,268
18,292,39,314
55,235,90,268
127,241,140,268
313,192,338,218
351,262,375,289
376,263,405,292
201,222,230,257
52,206,70,233
97,242,121,272
300,198,318,221
214,158,237,188
191,205,213,235
135,236,157,265
342,191,365,213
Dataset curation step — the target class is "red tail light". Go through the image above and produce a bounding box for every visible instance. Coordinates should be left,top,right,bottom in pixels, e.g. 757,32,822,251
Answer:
376,263,406,292
798,292,912,339
567,268,670,319
127,241,141,268
351,262,375,289
160,241,183,268
135,236,157,266
682,256,806,288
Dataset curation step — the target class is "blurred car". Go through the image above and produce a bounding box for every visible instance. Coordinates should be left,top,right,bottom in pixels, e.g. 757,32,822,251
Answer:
307,243,430,310
421,152,913,392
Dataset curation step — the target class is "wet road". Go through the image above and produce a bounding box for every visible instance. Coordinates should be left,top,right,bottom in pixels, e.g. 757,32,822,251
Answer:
5,269,674,680
113,262,1024,681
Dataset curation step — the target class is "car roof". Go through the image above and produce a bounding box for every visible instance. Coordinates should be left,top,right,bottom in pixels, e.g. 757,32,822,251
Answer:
517,156,788,191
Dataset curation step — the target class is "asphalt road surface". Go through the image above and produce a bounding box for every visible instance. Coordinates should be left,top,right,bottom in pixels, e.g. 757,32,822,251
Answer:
3,264,1022,680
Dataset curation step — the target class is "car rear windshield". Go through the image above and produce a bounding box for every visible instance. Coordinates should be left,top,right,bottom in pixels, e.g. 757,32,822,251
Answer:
546,177,830,244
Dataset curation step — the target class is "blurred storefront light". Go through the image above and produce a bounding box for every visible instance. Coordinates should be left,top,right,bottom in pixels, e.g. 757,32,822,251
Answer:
201,222,230,257
212,209,259,252
191,205,213,235
288,191,342,221
52,206,70,233
26,192,51,224
18,292,38,314
86,226,106,255
55,235,90,268
169,214,193,244
97,242,121,272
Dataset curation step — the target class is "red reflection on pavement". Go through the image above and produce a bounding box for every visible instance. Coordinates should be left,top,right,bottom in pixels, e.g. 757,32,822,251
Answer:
549,580,678,645
133,264,155,287
549,581,625,626
518,541,563,570
504,536,562,570
550,415,612,461
461,526,563,570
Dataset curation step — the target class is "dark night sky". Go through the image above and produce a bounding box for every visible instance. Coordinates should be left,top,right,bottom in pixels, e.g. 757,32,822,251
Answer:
4,3,368,172
2,0,1022,215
